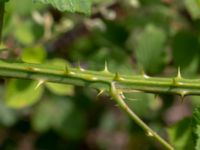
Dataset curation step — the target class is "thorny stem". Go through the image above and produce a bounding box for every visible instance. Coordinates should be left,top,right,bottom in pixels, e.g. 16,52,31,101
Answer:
0,59,199,149
110,82,174,150
0,2,189,150
0,59,200,96
0,3,5,44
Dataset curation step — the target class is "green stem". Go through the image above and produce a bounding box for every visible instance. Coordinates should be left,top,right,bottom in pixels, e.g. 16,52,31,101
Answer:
0,59,200,96
110,82,174,150
0,59,196,149
0,3,5,44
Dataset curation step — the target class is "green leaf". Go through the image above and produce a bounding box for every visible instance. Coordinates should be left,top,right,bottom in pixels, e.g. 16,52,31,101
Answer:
167,118,194,150
5,79,44,108
0,100,17,126
6,0,44,15
194,125,200,150
172,30,199,72
99,110,118,132
133,24,167,74
57,108,86,139
191,107,200,150
0,0,9,3
14,21,35,45
124,93,159,117
46,82,74,96
185,0,200,19
32,97,74,132
45,58,74,95
21,45,47,63
32,96,86,139
33,0,92,15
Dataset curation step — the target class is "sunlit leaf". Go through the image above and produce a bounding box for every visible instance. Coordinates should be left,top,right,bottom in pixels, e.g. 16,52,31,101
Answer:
14,21,35,45
33,0,92,14
5,79,44,108
21,45,46,63
185,0,200,19
6,0,44,15
46,83,74,96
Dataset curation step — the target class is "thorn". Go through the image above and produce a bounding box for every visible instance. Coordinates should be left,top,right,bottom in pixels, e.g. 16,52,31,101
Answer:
179,91,188,102
77,62,85,71
103,61,109,73
113,72,124,81
120,91,137,101
97,89,105,97
35,80,45,90
65,64,70,74
147,131,154,137
177,67,182,79
141,69,149,79
32,68,40,71
119,92,125,99
65,64,75,75
172,78,176,84
89,76,98,81
143,73,149,79
173,67,183,85
113,72,121,81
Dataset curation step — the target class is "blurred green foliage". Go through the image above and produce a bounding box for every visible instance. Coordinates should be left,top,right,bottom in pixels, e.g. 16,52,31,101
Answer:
167,118,194,150
34,0,92,14
1,0,200,149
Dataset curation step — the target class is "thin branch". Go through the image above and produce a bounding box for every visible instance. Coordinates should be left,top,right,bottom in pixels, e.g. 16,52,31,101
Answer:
110,82,174,150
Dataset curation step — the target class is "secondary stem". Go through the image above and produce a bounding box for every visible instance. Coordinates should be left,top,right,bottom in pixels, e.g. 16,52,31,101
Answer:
110,82,174,150
0,3,5,44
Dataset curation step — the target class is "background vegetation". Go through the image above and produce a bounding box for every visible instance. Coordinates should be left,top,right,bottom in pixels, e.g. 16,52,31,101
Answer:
1,0,200,149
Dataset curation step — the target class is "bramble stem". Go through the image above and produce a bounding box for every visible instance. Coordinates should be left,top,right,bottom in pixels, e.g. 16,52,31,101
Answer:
0,59,198,149
0,59,200,96
110,82,174,150
0,3,5,44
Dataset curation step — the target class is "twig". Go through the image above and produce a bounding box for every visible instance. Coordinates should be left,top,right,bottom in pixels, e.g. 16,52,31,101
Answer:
110,82,174,150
